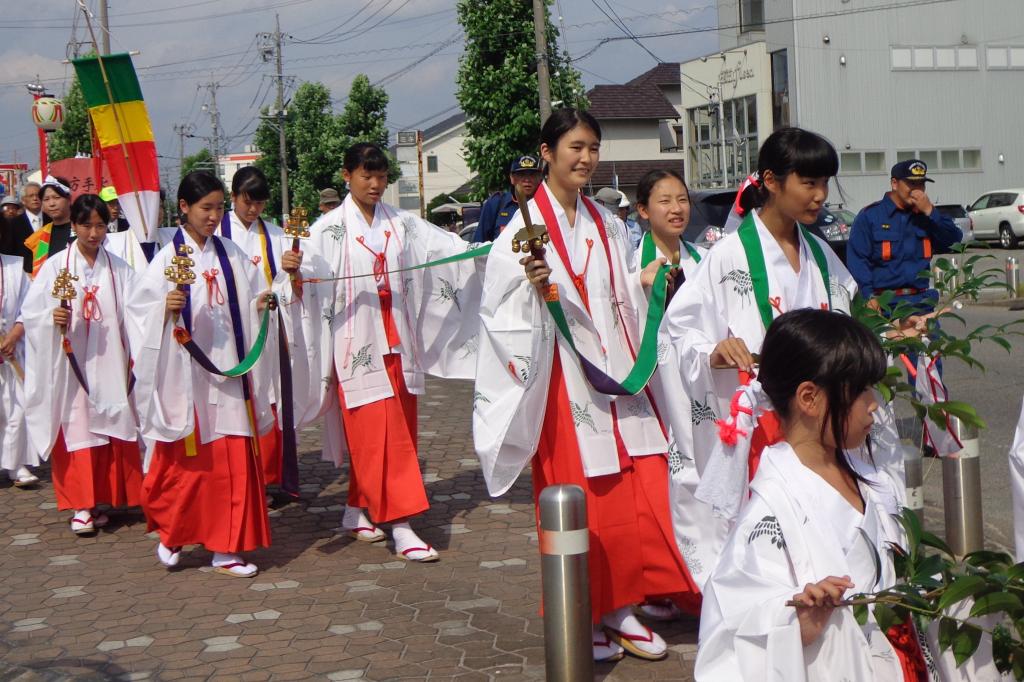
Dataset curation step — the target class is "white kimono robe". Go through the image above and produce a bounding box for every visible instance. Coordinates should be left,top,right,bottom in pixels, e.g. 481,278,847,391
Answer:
278,195,483,465
0,255,32,473
658,212,858,583
474,183,667,496
22,246,138,459
696,441,911,682
103,227,176,272
125,230,274,466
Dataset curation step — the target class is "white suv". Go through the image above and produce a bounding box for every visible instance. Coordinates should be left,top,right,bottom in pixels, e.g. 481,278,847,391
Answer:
967,189,1024,248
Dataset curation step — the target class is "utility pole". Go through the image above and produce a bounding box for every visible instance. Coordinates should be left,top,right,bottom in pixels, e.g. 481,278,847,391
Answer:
173,122,195,183
531,0,552,126
259,15,290,219
98,0,110,54
201,82,222,181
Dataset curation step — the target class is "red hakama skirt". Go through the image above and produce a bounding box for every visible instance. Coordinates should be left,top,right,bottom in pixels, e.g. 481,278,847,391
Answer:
533,353,702,623
50,434,143,511
141,427,271,554
258,409,282,486
336,286,427,523
338,353,428,523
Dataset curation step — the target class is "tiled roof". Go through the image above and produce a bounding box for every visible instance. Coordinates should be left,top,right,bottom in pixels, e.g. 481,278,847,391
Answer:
587,159,685,188
627,62,681,88
586,84,680,120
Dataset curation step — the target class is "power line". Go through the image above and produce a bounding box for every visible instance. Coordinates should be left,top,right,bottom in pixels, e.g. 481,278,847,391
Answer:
589,0,662,63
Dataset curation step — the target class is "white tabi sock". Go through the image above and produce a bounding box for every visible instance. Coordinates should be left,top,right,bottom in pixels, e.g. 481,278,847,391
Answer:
342,505,374,531
391,522,431,553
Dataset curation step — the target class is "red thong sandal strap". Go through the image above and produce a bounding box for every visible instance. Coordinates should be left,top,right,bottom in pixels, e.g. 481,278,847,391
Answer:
216,562,247,570
71,516,93,525
608,625,655,643
352,526,380,534
593,633,614,647
401,546,434,556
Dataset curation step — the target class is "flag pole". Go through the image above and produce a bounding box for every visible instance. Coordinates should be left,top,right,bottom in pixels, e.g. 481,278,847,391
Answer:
75,0,152,242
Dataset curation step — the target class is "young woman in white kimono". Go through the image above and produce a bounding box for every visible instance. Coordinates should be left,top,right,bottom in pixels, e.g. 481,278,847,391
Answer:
660,128,857,526
22,194,142,535
215,166,291,494
628,169,720,615
279,143,482,562
474,109,701,663
0,252,36,487
696,308,931,681
127,171,287,577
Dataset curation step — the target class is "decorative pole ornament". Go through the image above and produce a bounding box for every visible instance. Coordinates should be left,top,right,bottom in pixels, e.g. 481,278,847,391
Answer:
31,96,65,133
51,268,79,308
164,243,196,287
284,206,309,294
51,268,90,394
510,187,549,256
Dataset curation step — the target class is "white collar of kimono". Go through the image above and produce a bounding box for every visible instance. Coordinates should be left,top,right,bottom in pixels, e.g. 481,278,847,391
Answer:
751,209,811,275
181,228,214,253
541,181,584,229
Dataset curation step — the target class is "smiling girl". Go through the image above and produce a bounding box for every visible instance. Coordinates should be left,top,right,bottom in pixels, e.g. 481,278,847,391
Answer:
474,109,701,663
660,128,857,527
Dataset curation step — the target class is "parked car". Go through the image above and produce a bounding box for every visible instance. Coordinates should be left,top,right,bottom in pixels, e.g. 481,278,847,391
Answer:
935,203,973,243
967,189,1024,248
802,206,853,264
459,222,478,241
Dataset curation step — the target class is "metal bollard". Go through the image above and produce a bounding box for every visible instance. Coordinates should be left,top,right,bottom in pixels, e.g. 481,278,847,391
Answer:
904,443,925,523
949,256,961,290
539,485,593,681
1007,256,1020,298
942,417,984,556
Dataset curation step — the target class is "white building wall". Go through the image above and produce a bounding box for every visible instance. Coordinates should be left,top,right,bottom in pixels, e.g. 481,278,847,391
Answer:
599,120,684,162
421,127,473,202
719,0,1024,211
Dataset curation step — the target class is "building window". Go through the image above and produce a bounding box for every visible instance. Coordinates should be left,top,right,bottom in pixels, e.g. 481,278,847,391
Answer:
892,46,978,70
426,155,438,173
839,151,886,175
770,49,790,130
987,46,1024,69
739,0,764,33
687,94,758,189
895,149,982,172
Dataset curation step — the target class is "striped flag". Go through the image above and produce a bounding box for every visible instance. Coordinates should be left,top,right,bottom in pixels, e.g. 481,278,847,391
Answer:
72,53,160,242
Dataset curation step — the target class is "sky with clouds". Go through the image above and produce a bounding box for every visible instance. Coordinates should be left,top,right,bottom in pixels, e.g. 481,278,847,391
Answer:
0,0,721,182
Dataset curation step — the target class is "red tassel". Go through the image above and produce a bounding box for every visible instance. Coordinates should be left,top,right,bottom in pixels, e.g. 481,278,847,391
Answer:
716,418,748,446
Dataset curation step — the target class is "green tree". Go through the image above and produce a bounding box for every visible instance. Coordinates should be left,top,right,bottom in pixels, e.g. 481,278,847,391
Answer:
48,77,91,162
181,148,215,177
455,0,585,197
255,81,348,218
339,74,389,148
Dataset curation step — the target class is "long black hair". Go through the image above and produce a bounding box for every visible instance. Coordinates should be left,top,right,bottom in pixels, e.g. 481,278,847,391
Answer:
758,309,887,483
636,168,687,207
178,171,225,206
70,193,111,225
540,108,602,149
343,142,390,173
231,166,270,201
738,127,839,214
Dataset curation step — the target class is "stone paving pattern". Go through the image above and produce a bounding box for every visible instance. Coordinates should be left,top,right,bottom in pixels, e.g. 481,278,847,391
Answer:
0,377,698,681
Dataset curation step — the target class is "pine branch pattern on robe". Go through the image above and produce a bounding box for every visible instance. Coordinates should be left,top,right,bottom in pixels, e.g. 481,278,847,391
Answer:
720,269,754,303
570,401,598,433
512,354,531,383
473,391,490,410
748,515,786,550
458,334,479,359
436,277,461,311
691,395,718,426
349,343,375,377
325,223,346,242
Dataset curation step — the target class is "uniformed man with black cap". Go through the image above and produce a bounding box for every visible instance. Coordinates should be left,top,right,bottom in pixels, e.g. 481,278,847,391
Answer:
847,159,962,315
472,155,542,242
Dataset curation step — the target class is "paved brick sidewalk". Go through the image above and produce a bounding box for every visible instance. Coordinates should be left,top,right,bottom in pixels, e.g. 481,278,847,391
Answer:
0,376,697,681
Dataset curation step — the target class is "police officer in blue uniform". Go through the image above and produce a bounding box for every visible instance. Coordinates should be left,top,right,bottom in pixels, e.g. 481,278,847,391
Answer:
472,155,542,242
847,159,962,315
